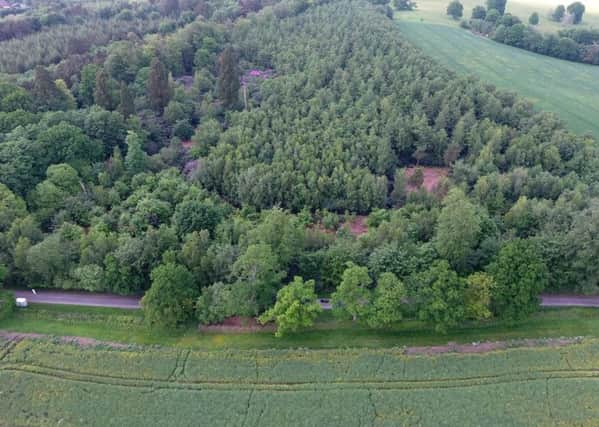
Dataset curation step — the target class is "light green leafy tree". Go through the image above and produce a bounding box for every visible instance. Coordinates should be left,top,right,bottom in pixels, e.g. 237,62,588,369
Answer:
366,272,406,328
464,272,495,320
435,188,482,273
259,276,322,337
331,262,372,321
124,131,147,176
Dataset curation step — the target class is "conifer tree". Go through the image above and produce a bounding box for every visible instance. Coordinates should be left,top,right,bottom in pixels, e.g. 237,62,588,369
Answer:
118,82,135,119
94,68,114,110
217,46,240,109
148,57,171,113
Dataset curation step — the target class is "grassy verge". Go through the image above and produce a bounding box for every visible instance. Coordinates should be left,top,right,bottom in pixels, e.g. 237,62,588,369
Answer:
0,303,598,349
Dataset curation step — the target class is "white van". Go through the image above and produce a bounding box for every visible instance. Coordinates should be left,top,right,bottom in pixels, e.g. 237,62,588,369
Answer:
15,297,28,308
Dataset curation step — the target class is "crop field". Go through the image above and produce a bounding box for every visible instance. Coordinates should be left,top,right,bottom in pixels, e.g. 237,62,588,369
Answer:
1,336,599,425
396,20,599,137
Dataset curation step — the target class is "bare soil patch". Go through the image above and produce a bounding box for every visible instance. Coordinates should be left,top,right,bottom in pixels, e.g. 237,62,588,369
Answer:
404,337,581,355
343,215,368,236
198,316,276,333
405,166,449,193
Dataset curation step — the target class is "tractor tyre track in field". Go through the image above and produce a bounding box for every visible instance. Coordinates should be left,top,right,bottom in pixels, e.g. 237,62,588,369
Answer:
0,336,21,362
2,362,599,393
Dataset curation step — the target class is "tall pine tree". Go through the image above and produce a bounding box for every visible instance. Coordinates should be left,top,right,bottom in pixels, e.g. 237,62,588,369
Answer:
118,82,135,119
217,46,240,109
94,67,114,110
148,57,171,113
32,66,63,111
124,131,147,176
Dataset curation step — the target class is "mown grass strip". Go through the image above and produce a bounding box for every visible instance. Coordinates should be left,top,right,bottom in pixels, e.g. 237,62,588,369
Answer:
2,305,599,350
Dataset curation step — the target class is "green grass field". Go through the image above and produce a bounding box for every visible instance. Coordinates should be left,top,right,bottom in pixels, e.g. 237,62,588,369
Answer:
396,20,599,137
398,0,599,32
2,304,599,350
1,336,599,425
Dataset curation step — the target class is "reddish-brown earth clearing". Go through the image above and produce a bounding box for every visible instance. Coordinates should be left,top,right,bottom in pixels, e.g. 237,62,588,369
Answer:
405,166,449,193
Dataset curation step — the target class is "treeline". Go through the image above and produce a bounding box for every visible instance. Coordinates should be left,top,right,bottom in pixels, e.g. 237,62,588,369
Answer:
1,0,599,333
0,0,215,74
465,1,598,64
0,0,147,43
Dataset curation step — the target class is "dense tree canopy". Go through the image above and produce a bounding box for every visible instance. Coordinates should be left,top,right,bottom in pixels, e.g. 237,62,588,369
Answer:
0,0,597,333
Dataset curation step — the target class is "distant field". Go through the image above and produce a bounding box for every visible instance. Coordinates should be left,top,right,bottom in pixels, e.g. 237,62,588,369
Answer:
1,336,599,425
396,20,599,137
399,0,599,32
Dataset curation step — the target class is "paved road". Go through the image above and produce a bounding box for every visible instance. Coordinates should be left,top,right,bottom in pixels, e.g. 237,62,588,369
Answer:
11,290,141,309
7,291,599,310
318,296,599,310
540,295,599,308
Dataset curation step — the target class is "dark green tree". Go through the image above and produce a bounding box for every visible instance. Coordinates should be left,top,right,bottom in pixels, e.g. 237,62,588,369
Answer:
415,260,465,333
217,46,240,109
32,66,64,111
552,4,565,21
487,239,548,320
160,0,180,16
118,82,134,119
471,5,486,19
446,0,463,19
486,0,507,14
148,57,171,113
231,243,286,314
567,2,585,24
528,12,539,25
78,64,98,107
141,262,198,328
94,67,114,110
393,0,416,10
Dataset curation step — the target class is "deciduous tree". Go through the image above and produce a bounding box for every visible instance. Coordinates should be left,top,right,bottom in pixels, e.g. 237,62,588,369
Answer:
142,262,198,328
567,2,585,24
331,262,372,321
366,272,406,328
259,276,322,337
487,239,548,320
414,260,465,333
434,188,481,273
446,1,463,19
486,0,507,15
